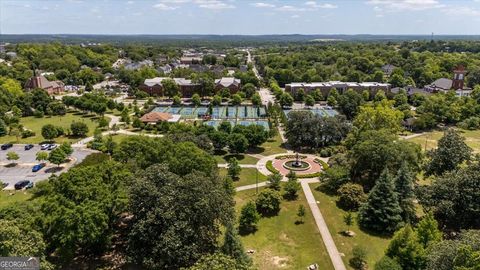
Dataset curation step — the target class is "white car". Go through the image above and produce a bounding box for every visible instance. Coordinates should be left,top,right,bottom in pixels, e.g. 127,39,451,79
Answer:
47,144,57,150
40,144,49,150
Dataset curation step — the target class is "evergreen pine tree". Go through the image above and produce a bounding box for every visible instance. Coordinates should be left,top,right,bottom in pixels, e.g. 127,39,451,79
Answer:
416,212,442,248
221,224,251,266
394,161,416,223
386,225,426,270
358,168,403,233
0,119,7,136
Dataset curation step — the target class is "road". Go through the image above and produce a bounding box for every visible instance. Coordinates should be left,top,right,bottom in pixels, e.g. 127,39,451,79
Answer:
0,145,93,188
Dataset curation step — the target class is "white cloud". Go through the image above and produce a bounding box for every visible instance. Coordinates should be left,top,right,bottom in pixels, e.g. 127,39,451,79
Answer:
251,2,275,8
305,1,338,9
160,0,190,3
442,6,480,16
291,14,300,18
276,5,306,12
153,3,179,10
366,0,444,11
194,0,235,9
127,1,134,4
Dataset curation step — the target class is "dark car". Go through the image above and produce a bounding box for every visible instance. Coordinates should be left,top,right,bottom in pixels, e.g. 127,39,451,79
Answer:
24,144,34,150
32,163,46,172
14,180,32,190
1,143,13,150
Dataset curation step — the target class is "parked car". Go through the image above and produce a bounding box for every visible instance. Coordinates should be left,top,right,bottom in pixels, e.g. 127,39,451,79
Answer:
47,144,57,150
24,144,34,150
40,144,49,150
14,180,32,190
1,143,13,150
1,182,7,189
32,163,46,172
26,181,34,189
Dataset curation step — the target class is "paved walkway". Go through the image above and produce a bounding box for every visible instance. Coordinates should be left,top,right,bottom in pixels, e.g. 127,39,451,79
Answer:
301,178,347,270
400,132,425,140
217,164,257,168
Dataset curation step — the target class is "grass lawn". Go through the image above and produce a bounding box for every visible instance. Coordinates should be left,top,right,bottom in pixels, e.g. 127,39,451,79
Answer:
310,183,391,269
109,134,133,144
0,112,107,144
214,152,259,165
235,187,334,270
406,129,480,153
219,168,267,187
0,190,32,208
249,131,288,156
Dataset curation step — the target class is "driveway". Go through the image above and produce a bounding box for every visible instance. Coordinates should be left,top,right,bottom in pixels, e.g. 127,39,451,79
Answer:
0,144,93,189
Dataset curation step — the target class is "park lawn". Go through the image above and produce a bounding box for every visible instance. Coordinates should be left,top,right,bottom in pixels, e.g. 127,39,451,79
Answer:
235,187,334,270
0,190,32,208
309,183,391,269
109,134,132,144
252,132,287,156
219,168,267,187
0,113,106,144
406,129,480,153
214,153,259,165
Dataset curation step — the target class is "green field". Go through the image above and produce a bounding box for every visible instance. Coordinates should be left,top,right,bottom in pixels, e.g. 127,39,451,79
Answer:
0,113,107,144
235,187,334,270
310,183,391,269
406,129,480,153
0,190,32,208
251,132,288,156
219,167,267,187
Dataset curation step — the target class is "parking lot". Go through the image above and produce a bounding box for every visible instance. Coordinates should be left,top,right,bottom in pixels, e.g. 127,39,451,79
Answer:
0,144,94,189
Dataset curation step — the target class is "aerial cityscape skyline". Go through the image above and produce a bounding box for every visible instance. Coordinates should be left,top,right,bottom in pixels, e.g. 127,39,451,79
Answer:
1,0,480,35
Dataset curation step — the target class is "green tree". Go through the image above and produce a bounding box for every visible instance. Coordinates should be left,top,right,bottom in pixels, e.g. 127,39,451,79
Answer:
279,92,293,108
386,225,426,270
394,161,416,222
358,169,403,234
59,142,73,156
48,148,67,167
338,89,364,119
228,133,249,154
425,129,472,176
212,95,222,106
416,213,442,248
251,93,261,106
305,95,315,106
267,172,282,191
227,157,241,180
0,119,7,136
6,152,19,165
343,212,354,233
238,201,260,234
128,164,234,269
173,95,182,106
41,124,59,140
374,256,402,270
221,224,251,266
132,117,144,129
350,246,368,270
210,131,228,151
163,78,180,98
192,93,201,106
337,183,367,211
255,189,282,216
36,151,48,163
232,94,242,105
39,161,130,261
283,175,301,200
353,103,403,134
120,107,131,125
188,253,250,270
297,205,306,224
70,121,89,137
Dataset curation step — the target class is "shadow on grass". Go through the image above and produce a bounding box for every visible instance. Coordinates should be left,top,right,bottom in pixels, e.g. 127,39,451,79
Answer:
239,226,258,236
4,163,17,168
294,220,304,225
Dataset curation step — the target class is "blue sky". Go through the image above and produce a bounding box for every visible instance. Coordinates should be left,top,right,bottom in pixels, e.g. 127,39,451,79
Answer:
1,0,480,35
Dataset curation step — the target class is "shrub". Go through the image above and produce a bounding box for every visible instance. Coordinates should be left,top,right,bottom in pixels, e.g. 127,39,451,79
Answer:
349,246,368,270
255,189,282,216
70,122,89,137
21,130,35,138
266,160,279,174
337,183,367,211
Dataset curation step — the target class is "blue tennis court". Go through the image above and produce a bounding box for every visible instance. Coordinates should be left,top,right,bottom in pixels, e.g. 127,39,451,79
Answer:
167,107,182,114
196,107,208,116
226,106,237,118
153,106,169,112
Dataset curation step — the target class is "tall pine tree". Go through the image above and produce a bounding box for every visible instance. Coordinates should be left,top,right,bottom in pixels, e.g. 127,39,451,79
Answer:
358,168,403,233
221,224,251,267
394,161,416,223
386,225,426,270
416,213,442,248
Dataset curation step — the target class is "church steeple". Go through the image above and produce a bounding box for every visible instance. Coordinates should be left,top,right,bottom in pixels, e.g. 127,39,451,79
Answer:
452,65,466,90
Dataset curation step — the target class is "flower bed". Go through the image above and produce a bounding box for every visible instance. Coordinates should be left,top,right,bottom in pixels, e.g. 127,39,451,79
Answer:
275,154,307,160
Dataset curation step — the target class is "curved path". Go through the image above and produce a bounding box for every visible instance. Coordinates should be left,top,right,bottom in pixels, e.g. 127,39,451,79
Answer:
233,152,346,270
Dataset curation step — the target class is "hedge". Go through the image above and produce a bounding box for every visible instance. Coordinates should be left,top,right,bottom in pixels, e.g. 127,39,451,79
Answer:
266,160,279,174
297,172,321,178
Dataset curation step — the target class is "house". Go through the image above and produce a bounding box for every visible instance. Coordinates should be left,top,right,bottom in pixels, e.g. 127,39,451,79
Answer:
124,60,153,71
381,64,396,77
5,52,17,59
424,66,472,96
180,56,202,65
24,75,65,95
189,64,209,73
139,77,201,97
112,58,130,69
239,65,248,72
285,81,391,97
157,65,172,74
215,77,242,94
140,112,173,123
